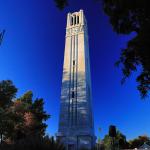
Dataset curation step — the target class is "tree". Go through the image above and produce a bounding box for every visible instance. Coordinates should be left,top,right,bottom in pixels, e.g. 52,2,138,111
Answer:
103,0,150,98
103,125,129,150
109,125,116,138
0,135,66,150
103,134,112,150
31,98,50,137
129,135,150,149
10,91,50,141
54,0,150,98
0,80,17,108
0,80,50,144
116,130,129,149
0,80,17,144
109,125,116,150
54,0,68,10
0,108,14,144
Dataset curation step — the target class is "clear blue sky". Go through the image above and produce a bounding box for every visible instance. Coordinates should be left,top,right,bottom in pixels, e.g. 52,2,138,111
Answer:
0,0,150,140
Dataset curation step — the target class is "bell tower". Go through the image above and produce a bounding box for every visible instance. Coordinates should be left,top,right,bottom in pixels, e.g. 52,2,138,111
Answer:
57,10,95,150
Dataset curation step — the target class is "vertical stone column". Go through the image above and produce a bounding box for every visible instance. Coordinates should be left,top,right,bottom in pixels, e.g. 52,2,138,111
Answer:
67,13,71,27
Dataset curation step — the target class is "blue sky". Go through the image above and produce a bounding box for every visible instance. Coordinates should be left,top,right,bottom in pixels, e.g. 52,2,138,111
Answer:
0,0,150,140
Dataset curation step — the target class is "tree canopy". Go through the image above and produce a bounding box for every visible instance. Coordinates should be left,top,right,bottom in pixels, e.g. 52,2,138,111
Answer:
54,0,150,98
54,0,68,10
0,80,66,149
103,125,129,149
0,80,50,144
103,0,150,98
129,135,150,149
0,80,17,108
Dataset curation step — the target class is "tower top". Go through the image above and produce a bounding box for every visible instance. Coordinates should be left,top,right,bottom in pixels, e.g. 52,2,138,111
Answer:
67,10,86,28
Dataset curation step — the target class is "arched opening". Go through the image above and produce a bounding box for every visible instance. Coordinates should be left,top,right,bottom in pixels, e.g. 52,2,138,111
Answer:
74,15,76,25
77,16,79,24
71,16,73,26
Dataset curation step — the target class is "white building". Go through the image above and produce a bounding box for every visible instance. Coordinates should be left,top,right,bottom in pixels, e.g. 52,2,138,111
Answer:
57,10,96,150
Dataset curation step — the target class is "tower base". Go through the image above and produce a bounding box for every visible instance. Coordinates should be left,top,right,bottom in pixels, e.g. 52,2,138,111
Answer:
57,132,96,150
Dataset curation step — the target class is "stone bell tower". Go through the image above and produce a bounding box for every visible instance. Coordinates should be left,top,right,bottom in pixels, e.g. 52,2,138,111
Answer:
57,10,95,150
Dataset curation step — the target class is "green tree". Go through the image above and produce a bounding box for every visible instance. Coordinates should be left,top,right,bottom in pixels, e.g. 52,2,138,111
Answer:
103,125,128,150
129,135,150,149
0,80,17,144
0,80,17,108
54,0,150,98
116,130,129,149
31,97,50,136
10,91,50,141
0,80,50,144
0,108,13,144
0,135,66,150
54,0,68,10
109,125,117,150
103,134,112,150
103,0,150,98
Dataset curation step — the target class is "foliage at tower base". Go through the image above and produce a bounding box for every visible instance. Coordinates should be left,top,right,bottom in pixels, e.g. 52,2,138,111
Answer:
0,80,66,150
102,126,150,150
128,135,150,149
0,136,65,150
103,125,129,150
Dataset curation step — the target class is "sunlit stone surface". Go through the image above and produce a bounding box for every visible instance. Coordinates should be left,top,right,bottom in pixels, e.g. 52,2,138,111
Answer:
57,10,95,150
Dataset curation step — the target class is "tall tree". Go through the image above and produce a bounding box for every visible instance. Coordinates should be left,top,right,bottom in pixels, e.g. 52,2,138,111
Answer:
0,80,17,108
0,80,50,144
54,0,68,10
109,125,117,150
103,125,129,150
103,0,150,98
129,135,150,149
0,80,17,144
10,91,50,141
54,0,150,98
31,97,50,136
116,130,129,149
